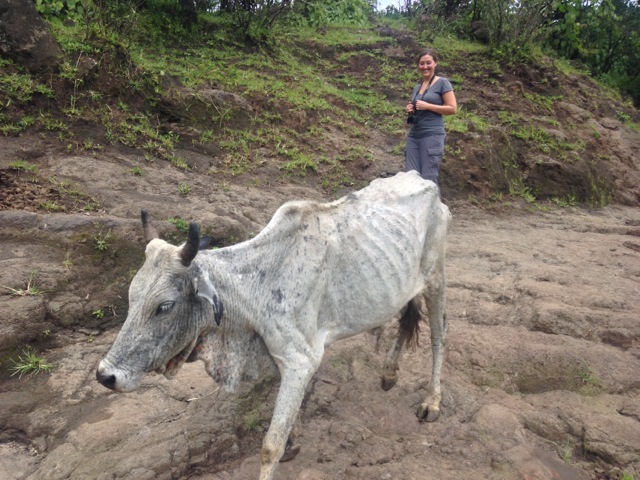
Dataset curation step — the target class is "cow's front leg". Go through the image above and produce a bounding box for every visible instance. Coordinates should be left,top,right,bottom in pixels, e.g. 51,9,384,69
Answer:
259,359,318,480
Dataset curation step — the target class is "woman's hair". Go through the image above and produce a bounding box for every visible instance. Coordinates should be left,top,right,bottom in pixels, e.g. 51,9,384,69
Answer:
417,49,439,65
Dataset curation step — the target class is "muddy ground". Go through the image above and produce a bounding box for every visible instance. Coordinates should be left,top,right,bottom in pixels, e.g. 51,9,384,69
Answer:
0,130,638,479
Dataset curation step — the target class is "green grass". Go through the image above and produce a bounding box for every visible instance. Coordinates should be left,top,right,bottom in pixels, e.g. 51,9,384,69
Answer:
8,160,38,172
9,348,55,378
168,217,190,233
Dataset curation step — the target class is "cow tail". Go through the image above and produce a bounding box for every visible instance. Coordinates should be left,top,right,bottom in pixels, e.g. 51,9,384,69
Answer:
399,298,421,350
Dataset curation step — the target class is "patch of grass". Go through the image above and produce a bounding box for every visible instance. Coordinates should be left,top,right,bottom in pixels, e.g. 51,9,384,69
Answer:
9,348,55,378
497,110,521,127
170,155,190,171
130,165,143,176
576,362,601,396
40,200,63,211
281,151,318,176
0,72,54,102
8,160,38,172
446,107,490,133
178,183,190,196
168,217,190,233
92,308,105,319
523,92,562,112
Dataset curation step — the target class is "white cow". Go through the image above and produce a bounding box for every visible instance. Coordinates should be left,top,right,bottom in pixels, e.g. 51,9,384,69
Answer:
96,170,451,480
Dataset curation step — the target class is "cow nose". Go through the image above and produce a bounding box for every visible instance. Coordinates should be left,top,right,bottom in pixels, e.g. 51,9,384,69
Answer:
96,368,116,390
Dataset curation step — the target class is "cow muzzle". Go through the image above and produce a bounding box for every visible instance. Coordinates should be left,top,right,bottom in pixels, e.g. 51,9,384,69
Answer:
96,367,117,390
95,358,141,392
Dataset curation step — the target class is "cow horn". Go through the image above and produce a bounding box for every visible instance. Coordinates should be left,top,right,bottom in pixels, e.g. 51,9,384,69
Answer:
180,222,200,266
141,209,159,243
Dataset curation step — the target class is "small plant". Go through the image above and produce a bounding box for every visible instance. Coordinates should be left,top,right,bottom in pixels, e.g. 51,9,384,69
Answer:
178,183,190,196
63,252,73,269
489,192,503,202
92,308,105,319
40,200,62,211
1,270,41,296
617,112,631,123
130,166,143,176
93,229,112,252
168,217,190,233
9,348,54,378
8,160,37,172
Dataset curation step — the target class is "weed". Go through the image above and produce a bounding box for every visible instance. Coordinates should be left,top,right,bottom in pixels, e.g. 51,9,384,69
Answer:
621,473,635,480
1,270,41,296
82,138,103,151
552,195,577,207
9,348,55,378
523,92,562,111
171,156,190,171
281,152,318,176
63,252,73,269
92,308,105,319
8,160,37,172
40,200,63,211
178,183,190,196
617,112,631,123
93,229,112,252
497,110,520,127
130,166,143,176
576,362,601,395
489,192,503,202
168,217,190,233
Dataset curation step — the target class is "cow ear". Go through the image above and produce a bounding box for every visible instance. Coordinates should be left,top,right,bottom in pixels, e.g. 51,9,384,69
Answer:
193,271,224,326
199,236,212,250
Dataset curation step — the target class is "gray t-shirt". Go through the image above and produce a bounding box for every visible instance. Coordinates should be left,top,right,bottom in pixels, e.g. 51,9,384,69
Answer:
408,77,453,138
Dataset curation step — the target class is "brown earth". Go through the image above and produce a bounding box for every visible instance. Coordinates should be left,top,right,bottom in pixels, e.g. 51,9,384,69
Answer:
0,135,639,480
1,21,640,480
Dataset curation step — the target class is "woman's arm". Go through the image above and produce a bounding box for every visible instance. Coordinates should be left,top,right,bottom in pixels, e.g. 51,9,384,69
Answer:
415,90,457,116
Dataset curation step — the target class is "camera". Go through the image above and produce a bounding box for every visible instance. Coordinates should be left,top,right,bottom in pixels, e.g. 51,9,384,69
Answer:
407,101,417,124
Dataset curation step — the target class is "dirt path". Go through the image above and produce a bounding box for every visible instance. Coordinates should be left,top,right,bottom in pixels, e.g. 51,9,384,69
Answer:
1,202,638,480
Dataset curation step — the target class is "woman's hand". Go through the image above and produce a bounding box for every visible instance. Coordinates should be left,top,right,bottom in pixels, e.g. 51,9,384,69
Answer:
415,100,429,111
406,102,415,114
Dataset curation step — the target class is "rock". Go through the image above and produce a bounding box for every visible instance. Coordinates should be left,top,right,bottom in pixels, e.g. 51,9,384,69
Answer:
0,0,62,72
296,468,329,480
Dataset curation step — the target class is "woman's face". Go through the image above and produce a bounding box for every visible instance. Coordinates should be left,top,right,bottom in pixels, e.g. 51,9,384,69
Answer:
418,54,437,79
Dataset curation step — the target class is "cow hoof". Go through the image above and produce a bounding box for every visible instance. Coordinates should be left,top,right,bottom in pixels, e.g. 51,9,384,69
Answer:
280,443,301,463
417,404,440,423
380,375,398,391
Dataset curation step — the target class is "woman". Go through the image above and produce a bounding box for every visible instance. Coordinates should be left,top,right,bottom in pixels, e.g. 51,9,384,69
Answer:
405,49,457,190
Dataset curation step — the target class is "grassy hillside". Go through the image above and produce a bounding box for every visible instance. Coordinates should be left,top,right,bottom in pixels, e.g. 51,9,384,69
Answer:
1,11,640,206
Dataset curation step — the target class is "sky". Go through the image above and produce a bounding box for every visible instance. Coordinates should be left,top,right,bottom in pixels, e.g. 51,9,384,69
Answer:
376,0,401,11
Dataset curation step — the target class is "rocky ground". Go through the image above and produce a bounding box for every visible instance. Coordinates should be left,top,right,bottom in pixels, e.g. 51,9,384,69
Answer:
1,12,639,478
0,135,638,479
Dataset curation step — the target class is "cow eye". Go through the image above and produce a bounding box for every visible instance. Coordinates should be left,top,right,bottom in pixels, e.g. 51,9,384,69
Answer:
156,302,175,315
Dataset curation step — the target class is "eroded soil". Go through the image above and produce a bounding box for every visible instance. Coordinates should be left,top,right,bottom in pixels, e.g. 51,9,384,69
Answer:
1,167,638,479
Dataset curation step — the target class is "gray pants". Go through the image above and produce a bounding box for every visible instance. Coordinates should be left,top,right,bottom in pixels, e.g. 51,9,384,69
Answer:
405,134,445,187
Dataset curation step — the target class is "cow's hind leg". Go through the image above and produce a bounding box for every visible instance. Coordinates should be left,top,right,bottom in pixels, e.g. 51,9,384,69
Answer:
381,298,421,391
417,283,447,422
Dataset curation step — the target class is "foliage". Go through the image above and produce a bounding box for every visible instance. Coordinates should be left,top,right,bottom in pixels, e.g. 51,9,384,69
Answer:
9,348,55,378
292,0,375,27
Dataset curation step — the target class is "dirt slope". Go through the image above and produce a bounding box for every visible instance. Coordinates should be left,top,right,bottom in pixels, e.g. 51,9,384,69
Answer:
1,22,640,480
1,197,639,480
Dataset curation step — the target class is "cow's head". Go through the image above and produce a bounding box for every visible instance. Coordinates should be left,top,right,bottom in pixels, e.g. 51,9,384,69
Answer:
96,210,223,392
